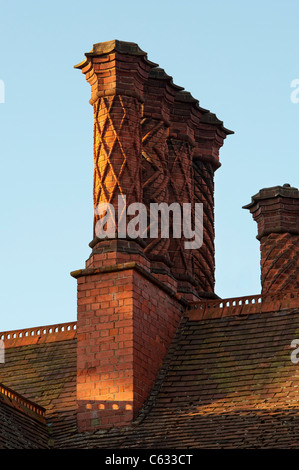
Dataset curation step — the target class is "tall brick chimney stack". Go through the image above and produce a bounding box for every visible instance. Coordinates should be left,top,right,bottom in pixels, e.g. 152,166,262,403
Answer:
72,40,184,432
244,184,299,293
72,40,232,432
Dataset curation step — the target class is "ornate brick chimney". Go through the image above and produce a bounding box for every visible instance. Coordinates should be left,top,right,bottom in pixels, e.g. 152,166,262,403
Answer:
244,184,299,293
72,40,232,432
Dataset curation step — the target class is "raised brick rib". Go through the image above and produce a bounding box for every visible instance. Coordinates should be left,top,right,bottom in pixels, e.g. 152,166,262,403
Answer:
193,159,215,293
261,233,299,293
141,117,170,257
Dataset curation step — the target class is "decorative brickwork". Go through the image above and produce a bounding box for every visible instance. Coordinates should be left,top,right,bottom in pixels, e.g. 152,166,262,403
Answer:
75,40,157,239
0,322,77,348
187,290,299,321
192,159,215,293
141,68,180,265
167,92,196,290
93,94,143,229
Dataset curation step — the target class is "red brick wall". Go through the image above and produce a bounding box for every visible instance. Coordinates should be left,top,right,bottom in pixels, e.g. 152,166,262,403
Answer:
75,262,183,431
131,270,183,412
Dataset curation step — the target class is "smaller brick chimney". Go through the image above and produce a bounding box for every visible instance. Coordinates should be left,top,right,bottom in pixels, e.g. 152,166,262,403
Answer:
244,184,299,293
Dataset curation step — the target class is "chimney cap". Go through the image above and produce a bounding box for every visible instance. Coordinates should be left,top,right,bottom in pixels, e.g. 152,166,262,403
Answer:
74,39,158,69
200,112,234,135
243,184,299,210
148,67,184,93
174,90,210,115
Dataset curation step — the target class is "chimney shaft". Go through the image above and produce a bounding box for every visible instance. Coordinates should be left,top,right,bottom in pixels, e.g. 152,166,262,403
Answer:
192,112,231,297
75,40,157,242
244,184,299,293
141,68,180,269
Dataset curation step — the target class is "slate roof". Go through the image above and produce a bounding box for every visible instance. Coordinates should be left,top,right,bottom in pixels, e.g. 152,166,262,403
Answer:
1,294,298,448
0,323,77,445
0,384,48,449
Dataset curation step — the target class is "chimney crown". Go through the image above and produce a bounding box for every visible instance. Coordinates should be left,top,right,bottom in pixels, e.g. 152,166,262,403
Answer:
243,184,299,240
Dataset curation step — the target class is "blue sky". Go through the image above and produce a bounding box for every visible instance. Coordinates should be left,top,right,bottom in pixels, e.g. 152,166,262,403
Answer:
0,0,298,331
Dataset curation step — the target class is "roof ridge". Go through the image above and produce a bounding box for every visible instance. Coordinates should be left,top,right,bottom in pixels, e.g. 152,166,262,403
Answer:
0,321,77,348
0,382,46,422
188,290,299,321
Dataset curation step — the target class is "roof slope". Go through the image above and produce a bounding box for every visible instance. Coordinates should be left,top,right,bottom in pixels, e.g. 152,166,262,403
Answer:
0,384,48,449
1,305,299,448
55,307,299,448
0,325,77,444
